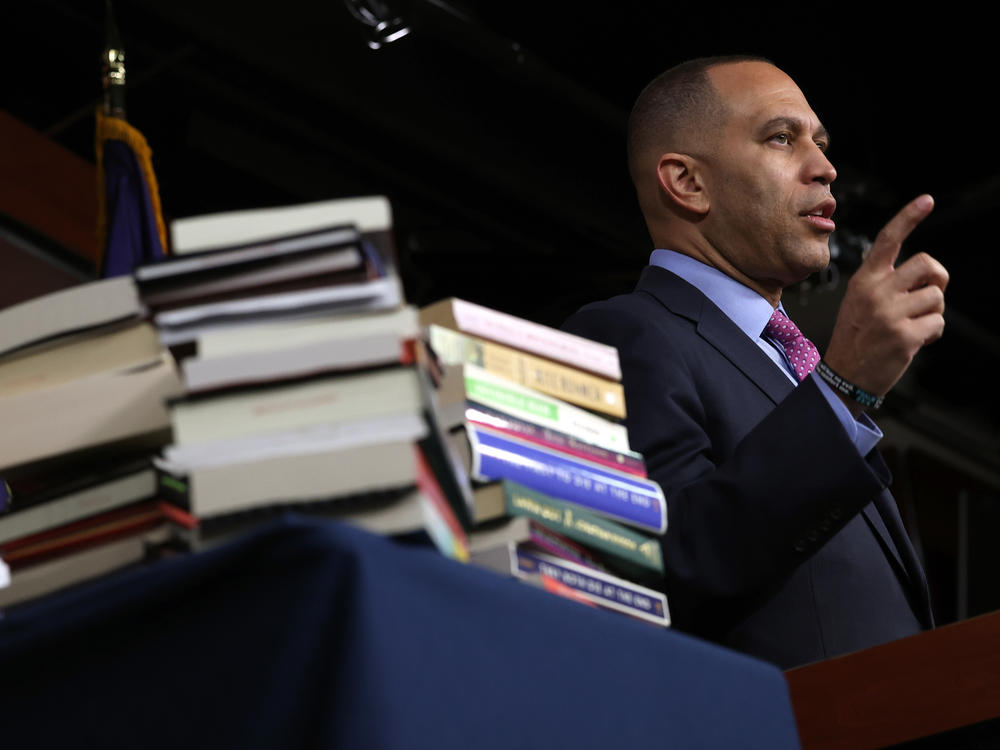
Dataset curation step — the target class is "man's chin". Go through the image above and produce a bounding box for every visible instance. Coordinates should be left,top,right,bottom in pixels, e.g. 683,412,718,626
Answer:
785,246,832,285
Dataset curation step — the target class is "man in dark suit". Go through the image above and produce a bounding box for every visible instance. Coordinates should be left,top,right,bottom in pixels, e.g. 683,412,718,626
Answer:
562,56,948,669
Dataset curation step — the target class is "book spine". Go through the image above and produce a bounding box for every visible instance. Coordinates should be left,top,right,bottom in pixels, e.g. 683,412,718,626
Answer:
0,501,174,568
427,325,626,418
170,367,423,448
155,276,403,330
136,226,360,281
182,331,410,393
417,366,477,531
467,426,666,533
461,364,630,454
0,469,157,545
414,444,469,562
527,523,606,571
502,481,664,573
427,298,621,380
464,403,646,477
515,547,670,627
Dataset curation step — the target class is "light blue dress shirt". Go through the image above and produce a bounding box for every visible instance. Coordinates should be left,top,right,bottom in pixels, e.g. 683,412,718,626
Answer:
649,249,881,456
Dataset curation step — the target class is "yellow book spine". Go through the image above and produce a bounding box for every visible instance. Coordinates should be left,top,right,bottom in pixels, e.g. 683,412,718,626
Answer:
427,325,625,418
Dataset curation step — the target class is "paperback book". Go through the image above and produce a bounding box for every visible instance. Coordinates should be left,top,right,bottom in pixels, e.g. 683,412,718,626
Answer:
459,424,666,533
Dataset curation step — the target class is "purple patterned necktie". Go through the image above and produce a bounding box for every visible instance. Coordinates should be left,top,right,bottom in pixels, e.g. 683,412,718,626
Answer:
765,309,820,382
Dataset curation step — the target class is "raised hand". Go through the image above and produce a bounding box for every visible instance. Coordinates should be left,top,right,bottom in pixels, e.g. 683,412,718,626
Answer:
823,194,948,412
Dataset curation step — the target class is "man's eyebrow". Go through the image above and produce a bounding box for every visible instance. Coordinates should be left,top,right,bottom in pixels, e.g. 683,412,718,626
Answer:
759,116,832,147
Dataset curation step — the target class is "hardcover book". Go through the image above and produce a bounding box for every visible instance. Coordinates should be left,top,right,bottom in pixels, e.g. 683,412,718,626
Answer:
0,523,176,610
0,462,156,545
472,480,664,573
170,196,392,253
463,402,646,477
457,424,666,533
0,323,182,471
0,500,195,570
436,363,630,454
420,297,621,381
153,275,405,348
468,516,606,571
426,324,625,418
168,365,426,448
179,415,428,517
181,306,420,393
472,542,670,627
136,225,361,284
163,442,468,562
0,275,141,359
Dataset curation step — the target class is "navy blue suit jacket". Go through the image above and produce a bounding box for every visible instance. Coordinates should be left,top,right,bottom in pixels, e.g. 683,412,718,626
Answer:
562,265,933,668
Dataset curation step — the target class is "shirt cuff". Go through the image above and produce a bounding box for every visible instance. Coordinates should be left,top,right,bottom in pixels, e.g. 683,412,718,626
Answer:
809,370,882,456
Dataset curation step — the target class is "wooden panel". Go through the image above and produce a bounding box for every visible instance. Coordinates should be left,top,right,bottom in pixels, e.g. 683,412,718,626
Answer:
786,610,1000,749
0,234,84,308
0,110,98,263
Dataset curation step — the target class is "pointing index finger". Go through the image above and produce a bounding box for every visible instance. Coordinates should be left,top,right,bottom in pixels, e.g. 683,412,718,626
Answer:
866,194,935,269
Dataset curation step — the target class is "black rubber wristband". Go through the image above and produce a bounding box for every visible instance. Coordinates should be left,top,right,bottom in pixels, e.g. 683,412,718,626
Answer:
815,360,884,410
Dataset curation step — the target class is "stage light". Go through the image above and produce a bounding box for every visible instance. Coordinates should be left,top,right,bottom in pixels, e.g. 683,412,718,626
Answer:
344,0,412,49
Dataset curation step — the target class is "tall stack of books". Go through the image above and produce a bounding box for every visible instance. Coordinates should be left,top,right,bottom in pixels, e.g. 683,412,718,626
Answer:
419,298,670,627
145,196,470,560
0,276,191,609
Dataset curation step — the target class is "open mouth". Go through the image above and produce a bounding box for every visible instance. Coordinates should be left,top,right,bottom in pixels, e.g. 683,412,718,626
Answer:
801,199,836,231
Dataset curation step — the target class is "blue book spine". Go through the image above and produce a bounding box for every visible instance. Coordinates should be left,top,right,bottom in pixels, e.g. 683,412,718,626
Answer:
516,546,670,627
468,425,666,533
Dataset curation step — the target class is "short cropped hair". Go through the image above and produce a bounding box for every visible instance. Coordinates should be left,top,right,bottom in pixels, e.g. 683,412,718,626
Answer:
626,54,773,183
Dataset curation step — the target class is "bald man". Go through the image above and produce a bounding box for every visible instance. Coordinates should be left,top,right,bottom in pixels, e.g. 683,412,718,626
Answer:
562,56,947,668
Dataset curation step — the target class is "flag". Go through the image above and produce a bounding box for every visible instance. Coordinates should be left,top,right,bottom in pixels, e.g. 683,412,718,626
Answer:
95,108,168,277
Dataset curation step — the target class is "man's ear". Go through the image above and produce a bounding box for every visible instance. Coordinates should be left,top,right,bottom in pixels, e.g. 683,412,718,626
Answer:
656,153,709,215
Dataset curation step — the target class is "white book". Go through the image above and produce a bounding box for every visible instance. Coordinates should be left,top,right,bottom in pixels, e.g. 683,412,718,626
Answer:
0,324,182,470
169,365,425,446
420,297,621,381
182,307,419,392
189,437,424,518
160,412,427,471
137,226,361,281
170,196,392,254
0,525,172,609
0,466,156,545
196,306,418,358
0,276,141,358
141,247,364,308
154,276,404,347
440,363,631,454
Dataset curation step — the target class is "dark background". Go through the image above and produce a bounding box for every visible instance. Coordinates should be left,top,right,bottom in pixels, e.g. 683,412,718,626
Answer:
4,0,1000,624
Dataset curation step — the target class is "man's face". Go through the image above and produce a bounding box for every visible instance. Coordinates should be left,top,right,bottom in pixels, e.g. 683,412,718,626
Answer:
699,62,837,291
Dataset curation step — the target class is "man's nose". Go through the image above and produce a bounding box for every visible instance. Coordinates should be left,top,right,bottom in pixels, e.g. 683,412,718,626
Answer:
810,147,837,186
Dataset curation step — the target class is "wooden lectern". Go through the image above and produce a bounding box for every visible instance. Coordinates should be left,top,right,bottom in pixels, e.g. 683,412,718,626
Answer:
786,609,1000,749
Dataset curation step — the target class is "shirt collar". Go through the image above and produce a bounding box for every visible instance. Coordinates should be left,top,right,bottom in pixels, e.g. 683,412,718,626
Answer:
649,249,777,340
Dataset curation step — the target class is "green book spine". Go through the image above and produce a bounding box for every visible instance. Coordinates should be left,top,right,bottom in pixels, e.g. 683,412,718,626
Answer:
502,480,663,573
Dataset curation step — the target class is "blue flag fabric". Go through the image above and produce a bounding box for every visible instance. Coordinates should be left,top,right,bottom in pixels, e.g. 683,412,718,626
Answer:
100,139,164,277
96,110,167,277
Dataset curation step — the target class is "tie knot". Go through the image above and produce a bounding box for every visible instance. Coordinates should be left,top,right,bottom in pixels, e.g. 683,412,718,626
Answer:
765,309,820,382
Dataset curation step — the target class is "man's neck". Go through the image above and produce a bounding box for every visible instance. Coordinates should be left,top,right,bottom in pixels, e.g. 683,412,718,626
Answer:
653,239,782,307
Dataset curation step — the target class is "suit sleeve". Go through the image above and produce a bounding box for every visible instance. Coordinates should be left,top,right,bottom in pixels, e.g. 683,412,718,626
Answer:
562,300,892,633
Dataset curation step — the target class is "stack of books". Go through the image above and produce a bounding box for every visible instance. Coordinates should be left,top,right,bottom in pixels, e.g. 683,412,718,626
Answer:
0,276,191,609
146,196,470,560
419,298,670,627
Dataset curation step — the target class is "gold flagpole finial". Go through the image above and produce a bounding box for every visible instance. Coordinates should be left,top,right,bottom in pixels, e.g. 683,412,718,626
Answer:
102,0,126,118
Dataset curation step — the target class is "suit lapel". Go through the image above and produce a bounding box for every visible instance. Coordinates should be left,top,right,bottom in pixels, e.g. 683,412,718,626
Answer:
861,503,908,583
635,266,794,405
869,493,934,626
